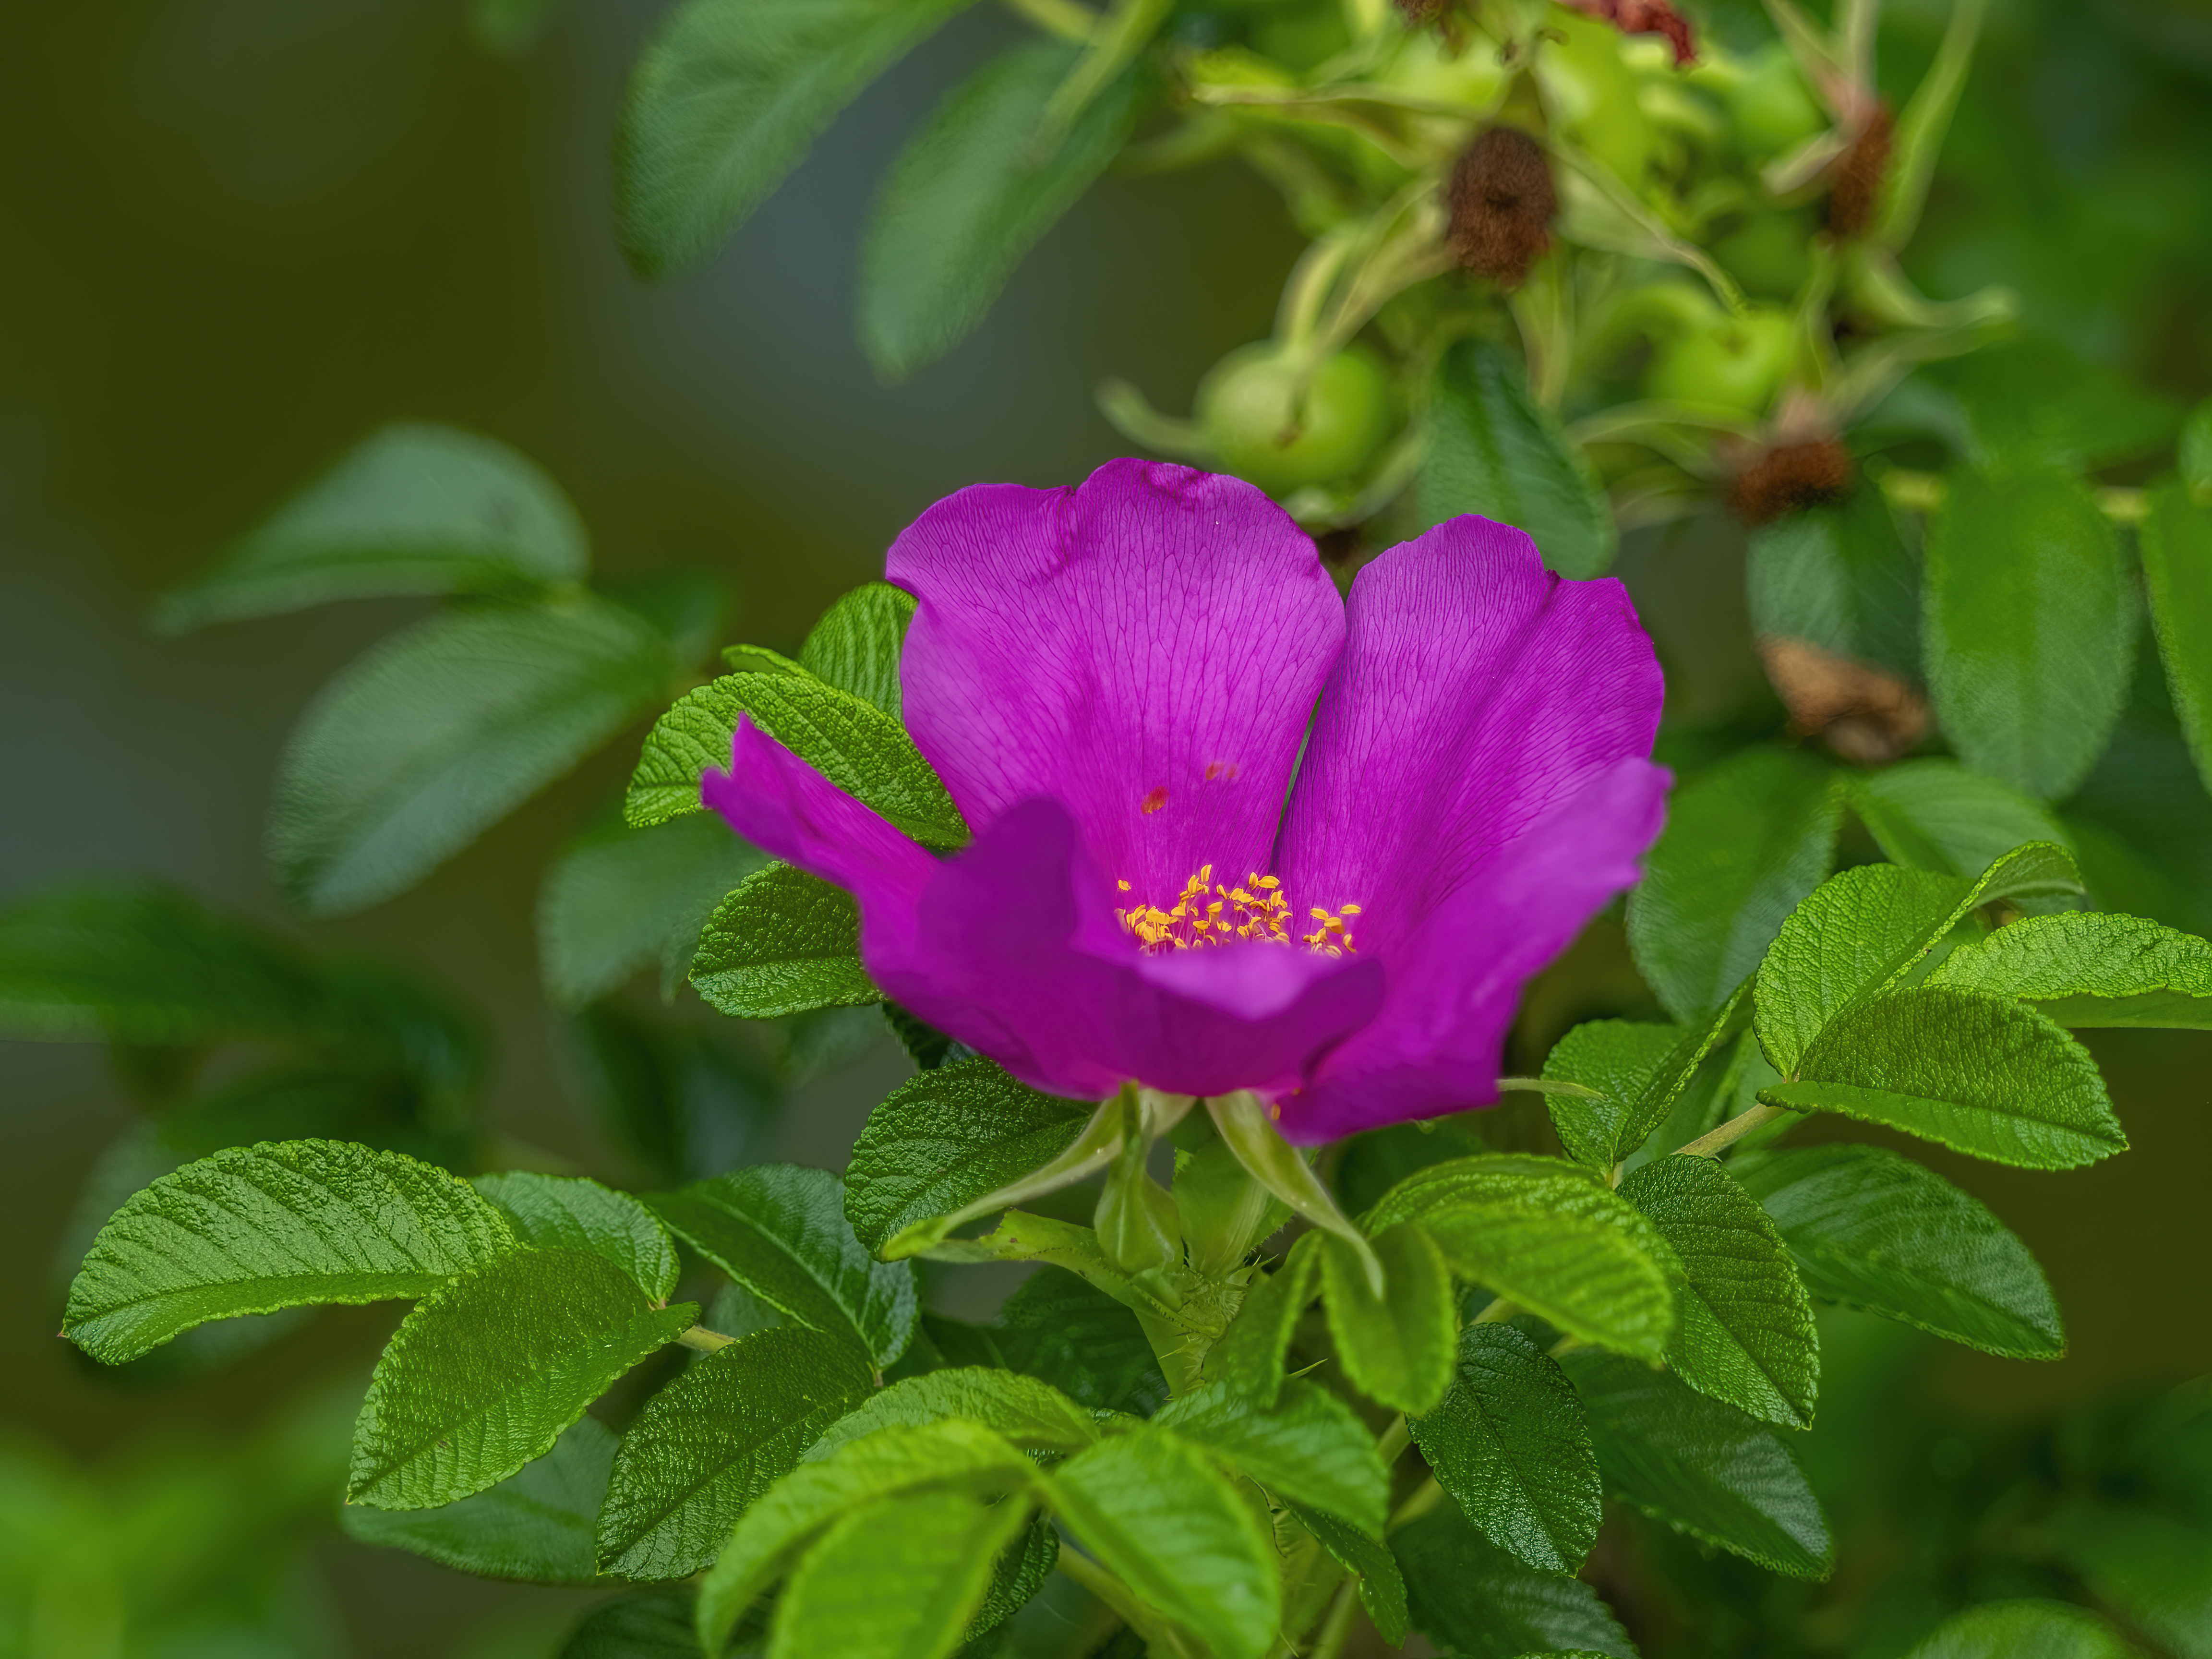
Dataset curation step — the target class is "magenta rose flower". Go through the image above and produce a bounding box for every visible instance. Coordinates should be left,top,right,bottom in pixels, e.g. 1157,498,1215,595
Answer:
704,459,1668,1142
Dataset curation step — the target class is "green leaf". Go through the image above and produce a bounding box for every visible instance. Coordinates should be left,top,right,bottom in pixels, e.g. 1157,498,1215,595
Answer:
474,1172,681,1304
63,1140,516,1364
1928,910,2212,1029
562,1589,713,1659
152,424,587,632
568,1004,781,1186
615,0,970,281
540,815,766,1009
1364,1157,1678,1361
1319,1222,1457,1417
770,1486,1035,1659
2184,397,2212,502
859,40,1145,381
274,596,684,917
1395,1505,1635,1659
341,1414,615,1584
697,1421,1037,1656
348,1248,697,1509
2140,483,2212,797
2050,1503,2212,1659
844,1059,1091,1256
597,1328,874,1581
1619,1154,1818,1429
1049,1426,1281,1659
1924,465,2132,800
1899,1599,2144,1659
1847,760,2074,879
966,1512,1060,1644
1290,1503,1409,1646
1416,338,1616,578
2063,659,2212,938
1562,1349,1831,1578
804,1368,1099,1465
627,670,964,845
689,863,879,1019
648,1165,917,1366
1746,486,1920,677
1409,1323,1600,1575
1539,1020,1683,1170
1154,1378,1390,1537
1763,986,2127,1168
1731,1145,2062,1358
1626,745,1843,1022
1205,1236,1319,1407
799,583,916,720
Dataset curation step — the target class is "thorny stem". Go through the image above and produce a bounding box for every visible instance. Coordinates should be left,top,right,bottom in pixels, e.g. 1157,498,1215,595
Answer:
1675,1103,1789,1160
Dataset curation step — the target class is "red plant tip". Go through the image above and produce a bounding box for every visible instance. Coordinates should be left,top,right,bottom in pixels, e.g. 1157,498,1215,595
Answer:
1728,438,1851,526
1827,107,1894,239
1558,0,1697,66
1446,128,1558,289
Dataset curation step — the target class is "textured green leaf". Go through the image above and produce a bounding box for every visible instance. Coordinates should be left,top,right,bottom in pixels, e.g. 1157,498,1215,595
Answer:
562,1589,712,1659
1746,487,1919,676
1205,1236,1320,1406
1364,1157,1678,1361
1290,1503,1409,1646
1925,465,2131,800
1847,760,2073,879
1563,1350,1831,1579
153,424,587,632
1626,745,1842,1022
1395,1505,1635,1659
1320,1223,1457,1417
597,1328,874,1581
1900,1599,2143,1659
64,1140,516,1364
804,1368,1098,1464
965,1512,1060,1645
1929,910,2212,1029
843,1058,1091,1255
689,863,878,1019
474,1172,680,1304
349,1248,697,1509
1154,1379,1390,1537
1417,338,1616,578
1050,1426,1281,1659
1539,1020,1683,1169
648,1165,917,1366
1764,987,2127,1169
540,814,766,1008
860,41,1145,380
1733,1144,2061,1358
1620,1154,1818,1428
2051,1503,2212,1659
275,596,684,916
615,0,969,280
342,1414,615,1584
799,583,915,719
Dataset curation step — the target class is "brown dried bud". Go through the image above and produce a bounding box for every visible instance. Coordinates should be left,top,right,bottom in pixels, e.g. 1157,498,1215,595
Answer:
1446,128,1557,289
1728,438,1851,526
1758,637,1929,765
1557,0,1697,66
1827,107,1893,240
1394,0,1450,22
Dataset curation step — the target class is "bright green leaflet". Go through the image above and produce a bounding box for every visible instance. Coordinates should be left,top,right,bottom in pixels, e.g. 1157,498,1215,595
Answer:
539,814,767,1008
1154,1378,1391,1538
1929,910,2212,1029
2052,1503,2212,1659
798,582,914,720
1847,760,2073,880
860,40,1148,381
1923,464,2131,800
647,1164,918,1367
615,0,973,280
1395,1506,1636,1659
842,1058,1091,1255
1900,1599,2143,1659
1416,337,1616,578
1620,1154,1818,1429
1733,1144,2062,1359
768,1486,1034,1659
1049,1427,1282,1659
341,1414,615,1585
802,1367,1099,1465
348,1248,697,1509
1291,1503,1410,1646
1745,486,1919,675
1318,1222,1457,1417
690,863,879,1019
596,1328,874,1581
64,1139,517,1364
272,594,685,917
1626,745,1842,1022
1539,1019,1683,1169
1205,1234,1319,1407
1764,987,2127,1170
1562,1350,1832,1579
1408,1323,1601,1576
152,423,588,632
473,1172,681,1303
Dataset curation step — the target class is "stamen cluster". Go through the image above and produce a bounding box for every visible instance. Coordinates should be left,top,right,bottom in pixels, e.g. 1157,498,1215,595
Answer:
1117,869,1360,956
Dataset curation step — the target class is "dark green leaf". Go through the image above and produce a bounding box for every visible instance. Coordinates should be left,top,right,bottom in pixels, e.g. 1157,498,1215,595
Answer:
1732,1145,2062,1358
648,1165,918,1366
1539,1020,1683,1170
1746,486,1919,677
689,862,878,1019
342,1414,615,1584
1205,1236,1319,1407
1290,1503,1409,1646
1562,1350,1831,1578
2138,483,2212,797
1320,1223,1457,1417
1939,337,2183,471
474,1172,681,1303
1154,1378,1390,1537
2050,1503,2212,1659
1899,1599,2143,1659
982,1267,1169,1415
1417,338,1616,578
2184,397,2212,500
152,424,587,633
2063,654,2212,938
805,1367,1099,1465
1847,760,2073,879
859,41,1145,380
799,583,915,720
562,1588,713,1659
540,815,766,1008
471,0,571,55
1395,1505,1635,1659
568,1004,781,1186
615,0,970,280
966,1512,1059,1644
348,1248,697,1508
1929,910,2212,1029
64,1139,516,1364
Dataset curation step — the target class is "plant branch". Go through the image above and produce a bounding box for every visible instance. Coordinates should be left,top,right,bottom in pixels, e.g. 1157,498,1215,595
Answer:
675,1324,734,1353
1389,1474,1445,1532
1375,1414,1411,1466
1308,1576,1364,1659
1675,1103,1788,1160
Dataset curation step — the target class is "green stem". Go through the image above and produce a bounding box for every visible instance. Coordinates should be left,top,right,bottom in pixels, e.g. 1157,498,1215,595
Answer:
675,1324,734,1353
1307,1577,1364,1659
1001,0,1096,40
1055,1549,1192,1657
1389,1475,1445,1532
1469,1295,1518,1325
1675,1103,1787,1160
1375,1415,1411,1467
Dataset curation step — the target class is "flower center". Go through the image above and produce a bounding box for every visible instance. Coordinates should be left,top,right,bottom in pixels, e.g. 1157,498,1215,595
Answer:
1115,868,1361,957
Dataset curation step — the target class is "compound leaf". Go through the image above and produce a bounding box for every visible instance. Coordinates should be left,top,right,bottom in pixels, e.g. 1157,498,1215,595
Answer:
803,1367,1098,1465
1928,910,2212,1030
1154,1378,1390,1537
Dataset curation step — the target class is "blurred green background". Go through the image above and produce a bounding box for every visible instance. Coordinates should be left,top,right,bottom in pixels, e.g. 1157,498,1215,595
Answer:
1,0,2208,1654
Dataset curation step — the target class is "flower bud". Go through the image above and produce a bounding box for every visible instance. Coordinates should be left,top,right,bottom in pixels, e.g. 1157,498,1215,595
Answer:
1827,108,1894,240
1728,437,1851,525
1445,127,1557,289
